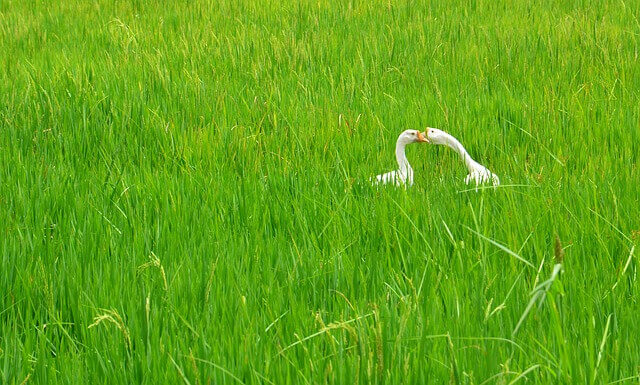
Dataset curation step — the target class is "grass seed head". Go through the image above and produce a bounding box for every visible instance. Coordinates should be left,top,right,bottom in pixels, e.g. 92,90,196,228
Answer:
554,234,564,263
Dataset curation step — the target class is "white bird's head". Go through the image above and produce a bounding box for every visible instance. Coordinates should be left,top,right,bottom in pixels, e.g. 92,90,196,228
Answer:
398,129,429,145
424,127,448,145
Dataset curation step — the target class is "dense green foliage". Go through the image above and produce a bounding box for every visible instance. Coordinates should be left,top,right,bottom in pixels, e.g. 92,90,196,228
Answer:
2,0,639,383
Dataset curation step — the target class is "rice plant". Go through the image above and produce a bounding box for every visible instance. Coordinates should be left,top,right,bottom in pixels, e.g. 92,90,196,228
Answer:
1,0,639,383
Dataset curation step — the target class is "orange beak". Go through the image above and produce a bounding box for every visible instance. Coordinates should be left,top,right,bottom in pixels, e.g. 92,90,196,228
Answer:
417,131,429,143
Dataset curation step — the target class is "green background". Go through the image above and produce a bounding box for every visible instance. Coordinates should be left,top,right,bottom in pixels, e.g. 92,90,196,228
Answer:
1,0,639,383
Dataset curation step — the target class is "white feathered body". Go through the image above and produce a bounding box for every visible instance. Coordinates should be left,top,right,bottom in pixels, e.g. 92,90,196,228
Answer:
371,130,426,188
464,161,500,187
426,127,500,189
373,167,414,187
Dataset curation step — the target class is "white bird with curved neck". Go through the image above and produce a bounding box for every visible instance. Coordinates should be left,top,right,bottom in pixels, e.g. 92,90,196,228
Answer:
425,127,500,188
371,129,429,187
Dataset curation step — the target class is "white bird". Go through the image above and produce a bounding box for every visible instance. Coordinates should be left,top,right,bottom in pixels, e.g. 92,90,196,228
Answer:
425,127,500,188
372,129,429,187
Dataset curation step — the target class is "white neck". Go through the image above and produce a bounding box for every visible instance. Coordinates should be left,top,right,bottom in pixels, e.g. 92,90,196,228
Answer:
440,131,479,172
395,138,412,175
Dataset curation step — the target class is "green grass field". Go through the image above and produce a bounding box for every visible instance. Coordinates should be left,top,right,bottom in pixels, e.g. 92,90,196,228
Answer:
2,0,640,383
